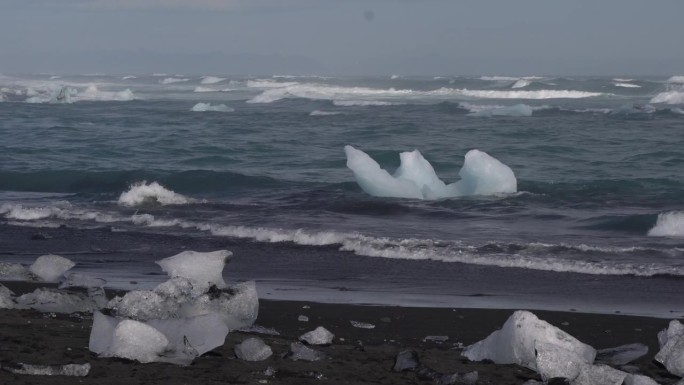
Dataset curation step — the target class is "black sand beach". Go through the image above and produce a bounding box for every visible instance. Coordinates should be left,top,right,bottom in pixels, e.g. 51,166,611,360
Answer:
0,280,679,384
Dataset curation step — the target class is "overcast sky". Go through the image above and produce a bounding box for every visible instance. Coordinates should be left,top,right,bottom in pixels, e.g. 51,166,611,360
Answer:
1,0,682,75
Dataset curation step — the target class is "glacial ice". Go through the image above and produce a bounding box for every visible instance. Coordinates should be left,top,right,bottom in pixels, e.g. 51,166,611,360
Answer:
59,273,106,289
655,320,684,376
535,341,583,382
572,364,627,385
350,320,375,329
156,250,231,290
110,319,170,363
3,363,91,377
29,254,75,282
16,288,101,313
624,374,660,385
118,181,191,206
147,313,229,356
234,337,273,361
190,102,234,112
180,281,259,330
299,326,335,345
344,145,517,200
0,262,34,281
462,310,595,371
289,342,327,361
107,290,175,320
0,283,15,309
595,343,648,365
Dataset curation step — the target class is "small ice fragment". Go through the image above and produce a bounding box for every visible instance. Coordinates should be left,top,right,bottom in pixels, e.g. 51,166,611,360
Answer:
238,324,280,336
289,342,326,361
29,255,75,282
298,315,309,322
299,326,334,345
624,374,660,385
350,320,375,329
59,273,106,289
89,311,120,354
393,350,420,371
302,305,310,309
0,262,34,281
0,283,15,309
235,337,273,361
596,343,648,365
16,288,100,313
156,250,232,290
462,310,595,371
423,335,449,342
3,362,90,376
264,366,276,376
109,319,169,363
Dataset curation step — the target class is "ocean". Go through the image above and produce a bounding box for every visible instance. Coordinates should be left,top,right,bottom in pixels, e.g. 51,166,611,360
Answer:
1,73,683,318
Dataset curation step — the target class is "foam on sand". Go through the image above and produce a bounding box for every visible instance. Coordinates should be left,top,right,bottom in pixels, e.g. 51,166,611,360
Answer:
190,102,234,112
118,181,191,206
648,211,684,237
344,145,516,200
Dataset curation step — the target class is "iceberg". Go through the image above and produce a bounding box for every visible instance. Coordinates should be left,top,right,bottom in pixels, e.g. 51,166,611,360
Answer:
462,310,595,371
344,145,517,200
29,254,75,282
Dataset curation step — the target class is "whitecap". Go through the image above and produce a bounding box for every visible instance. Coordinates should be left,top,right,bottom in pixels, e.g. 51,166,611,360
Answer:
200,76,226,85
333,100,397,107
614,83,641,88
667,76,684,84
648,212,684,237
160,77,190,85
310,110,342,116
650,91,684,104
190,103,234,112
122,76,137,80
117,181,191,207
511,79,531,89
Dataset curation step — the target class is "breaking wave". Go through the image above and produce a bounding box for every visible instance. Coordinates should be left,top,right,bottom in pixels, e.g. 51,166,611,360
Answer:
614,83,641,88
190,103,234,112
117,181,193,206
648,211,684,237
24,85,135,104
200,76,226,85
310,110,342,116
667,76,684,84
651,91,684,104
160,77,190,84
464,103,534,117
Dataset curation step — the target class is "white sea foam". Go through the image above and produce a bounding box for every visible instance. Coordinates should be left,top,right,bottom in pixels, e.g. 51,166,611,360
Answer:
118,181,192,207
200,76,226,85
466,104,533,117
453,89,601,99
511,79,531,88
76,85,135,102
667,76,684,84
160,77,190,85
193,86,233,93
650,91,684,104
122,75,137,80
480,76,520,81
613,78,634,82
246,79,298,88
648,212,684,237
190,103,234,112
333,100,397,106
614,83,641,88
310,110,342,116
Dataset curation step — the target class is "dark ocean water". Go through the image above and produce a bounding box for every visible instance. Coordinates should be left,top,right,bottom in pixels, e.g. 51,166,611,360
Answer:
1,73,684,317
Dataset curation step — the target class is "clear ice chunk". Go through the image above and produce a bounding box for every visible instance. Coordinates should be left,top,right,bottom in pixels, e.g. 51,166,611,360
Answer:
393,350,420,371
655,320,684,377
289,342,326,361
29,254,75,282
147,313,229,356
0,262,34,281
350,320,375,329
624,374,661,385
59,273,106,289
234,337,273,361
462,310,595,371
572,364,627,385
107,290,177,320
156,250,232,290
299,326,334,345
179,281,259,330
596,343,648,365
535,341,583,382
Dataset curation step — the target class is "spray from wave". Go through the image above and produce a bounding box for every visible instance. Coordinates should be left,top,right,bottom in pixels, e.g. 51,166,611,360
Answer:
117,181,193,207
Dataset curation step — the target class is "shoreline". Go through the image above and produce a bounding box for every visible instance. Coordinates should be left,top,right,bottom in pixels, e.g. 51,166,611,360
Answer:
0,281,679,384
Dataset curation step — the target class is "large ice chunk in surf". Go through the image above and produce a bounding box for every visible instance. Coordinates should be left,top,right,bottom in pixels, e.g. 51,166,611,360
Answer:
655,320,684,377
156,250,232,290
0,283,15,309
178,281,259,330
462,310,595,371
344,145,516,200
29,254,75,282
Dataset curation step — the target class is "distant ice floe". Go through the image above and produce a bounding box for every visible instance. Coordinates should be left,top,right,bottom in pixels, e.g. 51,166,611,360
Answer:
190,102,234,112
648,211,684,237
344,145,517,200
118,181,192,206
160,77,190,84
200,76,226,85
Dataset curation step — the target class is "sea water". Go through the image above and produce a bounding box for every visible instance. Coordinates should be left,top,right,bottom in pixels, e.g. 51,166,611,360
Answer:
1,73,684,317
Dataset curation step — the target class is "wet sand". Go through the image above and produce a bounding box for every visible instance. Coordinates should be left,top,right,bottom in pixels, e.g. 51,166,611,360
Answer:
0,281,679,384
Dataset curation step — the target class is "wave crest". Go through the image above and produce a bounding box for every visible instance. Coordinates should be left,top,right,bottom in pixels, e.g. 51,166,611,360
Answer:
117,181,192,207
648,211,684,237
